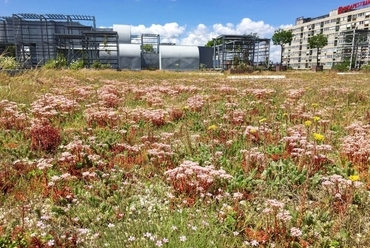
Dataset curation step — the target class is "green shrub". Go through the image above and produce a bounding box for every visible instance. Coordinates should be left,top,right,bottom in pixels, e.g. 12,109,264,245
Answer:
92,60,111,69
0,55,18,69
332,61,350,72
69,59,84,70
44,53,67,69
360,63,370,72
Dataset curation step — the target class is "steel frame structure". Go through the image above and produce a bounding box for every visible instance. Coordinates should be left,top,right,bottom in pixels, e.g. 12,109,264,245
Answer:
0,13,119,69
212,34,270,70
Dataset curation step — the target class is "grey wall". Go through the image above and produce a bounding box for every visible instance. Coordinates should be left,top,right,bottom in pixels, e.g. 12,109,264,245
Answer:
141,53,159,69
198,46,213,69
160,45,200,70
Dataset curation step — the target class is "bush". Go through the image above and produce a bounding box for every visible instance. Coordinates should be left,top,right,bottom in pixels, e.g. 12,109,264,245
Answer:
92,60,111,69
360,64,370,72
69,59,84,70
44,53,67,69
332,61,350,72
0,55,18,69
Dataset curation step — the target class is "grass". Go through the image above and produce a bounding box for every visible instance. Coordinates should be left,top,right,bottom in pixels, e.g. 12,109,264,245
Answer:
1,68,370,247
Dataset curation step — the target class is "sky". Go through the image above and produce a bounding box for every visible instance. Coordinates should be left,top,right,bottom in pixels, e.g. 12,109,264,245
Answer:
0,0,359,62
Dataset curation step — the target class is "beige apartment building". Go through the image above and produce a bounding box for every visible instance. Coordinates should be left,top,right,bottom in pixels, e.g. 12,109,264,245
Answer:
283,1,370,70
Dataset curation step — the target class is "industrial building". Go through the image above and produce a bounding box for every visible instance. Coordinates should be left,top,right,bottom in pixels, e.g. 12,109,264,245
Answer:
283,1,370,70
0,13,271,71
0,13,214,70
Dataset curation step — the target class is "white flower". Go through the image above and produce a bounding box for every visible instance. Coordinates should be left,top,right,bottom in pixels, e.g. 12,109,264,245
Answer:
179,235,186,242
251,240,259,246
47,239,55,246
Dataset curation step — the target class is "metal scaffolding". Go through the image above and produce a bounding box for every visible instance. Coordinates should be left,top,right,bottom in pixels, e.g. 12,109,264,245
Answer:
212,34,270,70
130,33,160,69
0,13,119,69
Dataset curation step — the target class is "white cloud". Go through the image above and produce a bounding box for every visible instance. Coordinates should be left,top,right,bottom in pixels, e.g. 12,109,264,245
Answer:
269,45,283,64
236,18,275,37
128,18,293,62
279,24,293,29
130,22,186,44
180,24,210,47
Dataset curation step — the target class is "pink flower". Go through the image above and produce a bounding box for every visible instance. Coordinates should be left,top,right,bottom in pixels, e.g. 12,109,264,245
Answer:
290,227,303,237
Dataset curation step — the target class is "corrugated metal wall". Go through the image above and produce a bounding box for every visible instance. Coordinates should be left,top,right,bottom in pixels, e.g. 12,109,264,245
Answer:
159,45,199,70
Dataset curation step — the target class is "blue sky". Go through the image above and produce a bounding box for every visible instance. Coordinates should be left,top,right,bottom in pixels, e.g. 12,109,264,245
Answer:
0,0,360,61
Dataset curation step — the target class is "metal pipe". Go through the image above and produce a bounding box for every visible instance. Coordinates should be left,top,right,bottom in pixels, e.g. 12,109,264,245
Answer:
349,29,356,70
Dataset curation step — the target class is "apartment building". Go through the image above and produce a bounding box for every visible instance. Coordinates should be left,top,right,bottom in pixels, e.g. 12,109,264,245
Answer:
283,1,370,69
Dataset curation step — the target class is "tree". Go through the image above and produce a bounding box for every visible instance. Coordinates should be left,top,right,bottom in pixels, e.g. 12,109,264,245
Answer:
142,44,154,53
271,29,293,65
308,34,328,66
205,38,222,47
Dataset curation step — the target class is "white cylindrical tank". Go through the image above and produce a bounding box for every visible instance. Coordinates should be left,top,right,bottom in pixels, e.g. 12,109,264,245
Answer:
113,24,131,44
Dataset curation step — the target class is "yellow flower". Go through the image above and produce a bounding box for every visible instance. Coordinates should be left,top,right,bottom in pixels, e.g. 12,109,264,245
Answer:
183,106,189,110
249,128,257,134
259,118,267,123
349,175,360,182
313,133,325,142
313,116,321,122
304,120,312,127
312,103,319,108
208,124,218,131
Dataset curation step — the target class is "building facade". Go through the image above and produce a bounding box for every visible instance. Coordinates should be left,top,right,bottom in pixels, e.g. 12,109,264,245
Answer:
283,1,370,70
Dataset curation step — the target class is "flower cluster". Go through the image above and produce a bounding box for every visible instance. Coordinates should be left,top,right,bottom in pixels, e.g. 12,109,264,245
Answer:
0,99,29,130
147,142,175,167
84,106,120,127
281,125,332,168
340,121,370,168
142,109,168,126
29,118,61,152
243,88,276,99
164,160,232,198
31,93,79,119
186,94,205,112
240,148,267,172
321,174,364,216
